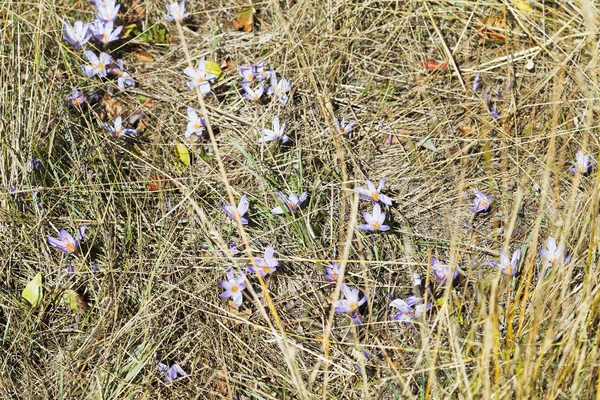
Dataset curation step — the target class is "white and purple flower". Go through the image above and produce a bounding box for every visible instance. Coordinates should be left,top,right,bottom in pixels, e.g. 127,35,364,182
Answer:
258,116,289,144
323,246,340,282
490,249,521,276
219,269,246,307
247,246,279,277
358,203,390,232
157,362,187,383
81,50,113,78
184,107,206,138
266,67,293,104
68,88,86,107
221,194,249,225
271,191,307,214
238,60,267,83
470,188,492,213
356,178,392,206
63,20,91,48
569,150,594,174
95,0,120,22
431,258,458,284
165,1,189,21
334,284,367,324
108,59,135,89
183,57,216,94
336,118,357,138
540,235,569,266
104,116,136,138
48,226,86,255
90,20,122,46
241,82,264,103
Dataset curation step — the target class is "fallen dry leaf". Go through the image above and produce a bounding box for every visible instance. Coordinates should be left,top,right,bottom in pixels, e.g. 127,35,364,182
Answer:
101,94,125,119
227,301,251,325
132,49,154,63
220,56,234,73
421,61,447,71
217,370,228,394
479,15,506,45
232,7,254,32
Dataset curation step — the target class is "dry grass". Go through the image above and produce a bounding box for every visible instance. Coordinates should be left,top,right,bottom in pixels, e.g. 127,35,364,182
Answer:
2,0,600,398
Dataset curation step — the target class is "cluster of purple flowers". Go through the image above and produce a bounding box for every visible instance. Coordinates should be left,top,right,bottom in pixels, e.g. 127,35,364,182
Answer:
473,72,508,119
238,61,293,104
356,178,392,232
63,0,123,48
219,245,280,307
63,0,136,138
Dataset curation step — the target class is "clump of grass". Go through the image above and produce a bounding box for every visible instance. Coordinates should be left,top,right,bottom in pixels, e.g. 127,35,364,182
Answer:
2,0,600,398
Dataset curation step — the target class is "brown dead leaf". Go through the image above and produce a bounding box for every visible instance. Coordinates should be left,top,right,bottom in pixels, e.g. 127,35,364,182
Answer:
101,94,125,119
479,15,506,44
457,124,475,136
232,7,254,32
132,49,154,63
142,98,154,108
217,370,228,394
227,301,251,325
220,56,234,72
381,128,410,144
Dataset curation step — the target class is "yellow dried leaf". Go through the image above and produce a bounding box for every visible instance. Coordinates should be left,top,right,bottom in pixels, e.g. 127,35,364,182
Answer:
205,61,222,79
22,273,42,308
175,144,190,167
514,1,532,11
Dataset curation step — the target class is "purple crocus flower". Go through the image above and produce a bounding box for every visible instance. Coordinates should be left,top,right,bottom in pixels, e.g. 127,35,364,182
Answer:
95,0,120,22
48,226,86,255
165,1,189,21
271,191,307,214
183,57,216,94
266,67,293,104
336,118,357,138
82,50,113,78
490,107,501,120
569,150,594,174
157,362,187,383
184,107,206,138
219,269,246,307
258,116,289,144
238,60,267,83
241,82,264,102
379,121,393,144
63,20,91,48
229,243,240,256
247,245,279,277
90,20,122,46
356,178,392,206
220,194,249,225
390,297,418,321
490,249,521,276
104,116,136,138
473,72,481,92
29,156,45,173
68,88,86,106
323,247,340,282
358,203,390,232
470,189,492,213
540,236,568,266
431,258,458,284
67,264,75,278
334,284,367,324
412,271,422,288
108,59,135,89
